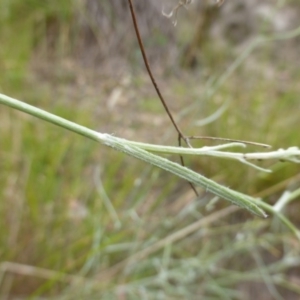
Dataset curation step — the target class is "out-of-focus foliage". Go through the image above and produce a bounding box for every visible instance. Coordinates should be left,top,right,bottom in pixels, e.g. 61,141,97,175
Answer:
1,0,300,299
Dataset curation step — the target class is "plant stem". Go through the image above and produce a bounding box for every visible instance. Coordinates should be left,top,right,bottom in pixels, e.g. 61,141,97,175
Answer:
0,92,267,218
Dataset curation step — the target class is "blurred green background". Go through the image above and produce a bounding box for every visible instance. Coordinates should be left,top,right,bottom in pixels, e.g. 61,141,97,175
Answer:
1,0,300,299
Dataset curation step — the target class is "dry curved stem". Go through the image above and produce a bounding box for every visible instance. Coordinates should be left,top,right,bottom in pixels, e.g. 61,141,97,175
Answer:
127,0,184,140
162,0,193,26
162,0,225,26
127,0,199,196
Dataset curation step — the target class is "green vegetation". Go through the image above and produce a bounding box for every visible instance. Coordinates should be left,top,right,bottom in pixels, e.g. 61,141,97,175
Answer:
1,1,300,299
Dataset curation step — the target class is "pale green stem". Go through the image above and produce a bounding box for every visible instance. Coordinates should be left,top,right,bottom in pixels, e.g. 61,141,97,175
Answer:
0,92,266,218
2,91,299,238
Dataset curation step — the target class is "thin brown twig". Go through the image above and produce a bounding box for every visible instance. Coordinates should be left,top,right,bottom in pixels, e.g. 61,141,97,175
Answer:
127,0,199,196
178,135,199,196
127,0,184,139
